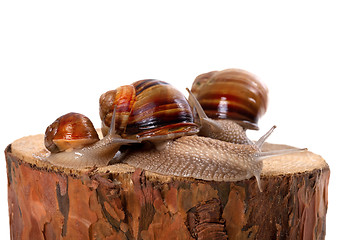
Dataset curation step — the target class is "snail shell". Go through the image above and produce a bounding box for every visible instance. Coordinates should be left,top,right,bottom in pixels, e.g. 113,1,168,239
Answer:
44,112,100,153
44,111,138,169
191,68,268,130
190,71,218,96
100,79,200,142
187,87,253,145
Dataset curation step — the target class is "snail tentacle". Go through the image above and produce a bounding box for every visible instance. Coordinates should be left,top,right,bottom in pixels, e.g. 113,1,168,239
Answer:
255,125,277,149
186,87,209,119
255,148,307,161
186,87,224,131
253,125,307,161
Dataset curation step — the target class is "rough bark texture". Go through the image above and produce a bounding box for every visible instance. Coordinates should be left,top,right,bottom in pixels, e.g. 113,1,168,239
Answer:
5,135,330,240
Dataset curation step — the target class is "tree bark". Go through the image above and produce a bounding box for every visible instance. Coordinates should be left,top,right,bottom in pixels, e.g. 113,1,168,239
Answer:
5,134,329,240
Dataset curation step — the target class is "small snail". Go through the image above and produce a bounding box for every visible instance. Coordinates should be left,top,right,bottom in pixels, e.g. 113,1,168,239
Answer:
188,68,268,144
99,79,200,146
44,111,139,169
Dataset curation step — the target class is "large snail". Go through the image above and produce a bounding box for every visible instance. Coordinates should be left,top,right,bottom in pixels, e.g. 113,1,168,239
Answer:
44,111,139,168
121,101,302,191
97,77,304,191
123,125,292,192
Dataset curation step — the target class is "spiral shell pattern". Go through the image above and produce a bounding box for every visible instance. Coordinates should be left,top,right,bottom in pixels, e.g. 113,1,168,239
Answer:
44,112,100,153
100,79,199,140
191,69,268,130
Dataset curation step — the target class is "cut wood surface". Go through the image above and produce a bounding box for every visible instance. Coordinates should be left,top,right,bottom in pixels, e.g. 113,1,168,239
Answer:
5,134,329,240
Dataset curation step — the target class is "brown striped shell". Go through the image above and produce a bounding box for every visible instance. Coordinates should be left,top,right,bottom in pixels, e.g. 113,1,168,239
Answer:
191,69,268,130
44,112,100,153
100,79,199,141
100,85,136,136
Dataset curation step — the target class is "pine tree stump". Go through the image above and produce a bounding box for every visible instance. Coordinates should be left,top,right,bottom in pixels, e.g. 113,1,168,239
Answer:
5,134,329,240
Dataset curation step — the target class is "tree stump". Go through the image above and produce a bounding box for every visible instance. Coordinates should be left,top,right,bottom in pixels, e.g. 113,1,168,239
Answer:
5,134,329,240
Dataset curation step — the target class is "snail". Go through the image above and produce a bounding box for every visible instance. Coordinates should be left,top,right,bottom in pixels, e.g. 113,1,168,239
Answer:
99,79,200,147
99,78,305,191
44,111,139,169
187,68,268,145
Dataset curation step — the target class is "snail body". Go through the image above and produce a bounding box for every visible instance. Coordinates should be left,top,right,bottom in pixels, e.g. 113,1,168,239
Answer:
123,125,304,191
44,111,139,169
124,135,262,182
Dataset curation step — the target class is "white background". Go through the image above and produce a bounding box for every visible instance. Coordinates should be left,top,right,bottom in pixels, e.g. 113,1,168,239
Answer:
0,1,338,239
